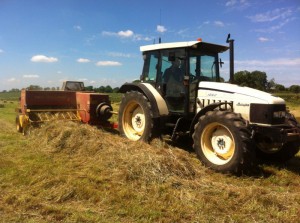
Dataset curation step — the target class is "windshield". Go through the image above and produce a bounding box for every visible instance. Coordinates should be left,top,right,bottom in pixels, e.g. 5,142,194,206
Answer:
189,51,219,81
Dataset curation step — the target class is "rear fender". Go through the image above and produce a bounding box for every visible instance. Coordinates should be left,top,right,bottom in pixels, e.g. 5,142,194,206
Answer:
119,83,168,118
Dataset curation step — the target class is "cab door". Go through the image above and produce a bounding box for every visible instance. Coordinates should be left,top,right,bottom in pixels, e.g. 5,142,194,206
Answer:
141,51,160,86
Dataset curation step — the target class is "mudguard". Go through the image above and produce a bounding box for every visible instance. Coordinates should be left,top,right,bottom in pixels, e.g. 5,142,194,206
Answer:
119,82,169,118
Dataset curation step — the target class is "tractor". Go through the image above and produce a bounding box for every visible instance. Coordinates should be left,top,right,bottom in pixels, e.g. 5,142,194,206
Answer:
118,34,300,174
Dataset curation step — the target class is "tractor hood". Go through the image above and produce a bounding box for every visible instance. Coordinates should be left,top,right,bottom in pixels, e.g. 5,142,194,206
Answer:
198,81,285,105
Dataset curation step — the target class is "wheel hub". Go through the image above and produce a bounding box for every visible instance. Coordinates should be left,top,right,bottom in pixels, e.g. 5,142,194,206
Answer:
211,128,233,155
135,116,142,128
131,107,145,133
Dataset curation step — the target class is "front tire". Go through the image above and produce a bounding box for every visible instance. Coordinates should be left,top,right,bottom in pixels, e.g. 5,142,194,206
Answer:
193,110,255,174
118,91,157,142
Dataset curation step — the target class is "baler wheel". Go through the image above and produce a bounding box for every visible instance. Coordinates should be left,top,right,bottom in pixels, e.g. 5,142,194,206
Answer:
16,115,23,133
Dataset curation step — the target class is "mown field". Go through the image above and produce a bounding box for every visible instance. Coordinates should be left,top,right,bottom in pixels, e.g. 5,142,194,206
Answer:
0,92,299,222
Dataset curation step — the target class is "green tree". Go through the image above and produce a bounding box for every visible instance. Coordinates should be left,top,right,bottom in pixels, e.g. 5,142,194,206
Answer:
26,85,43,90
9,88,20,92
113,87,120,93
85,86,94,91
275,84,286,92
289,85,300,93
267,78,276,91
234,70,252,87
98,86,105,93
105,85,113,93
234,70,267,91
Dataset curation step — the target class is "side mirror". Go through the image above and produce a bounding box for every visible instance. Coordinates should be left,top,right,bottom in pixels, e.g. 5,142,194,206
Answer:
219,58,224,68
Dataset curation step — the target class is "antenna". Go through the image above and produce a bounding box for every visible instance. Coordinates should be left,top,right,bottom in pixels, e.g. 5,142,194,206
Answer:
159,9,162,44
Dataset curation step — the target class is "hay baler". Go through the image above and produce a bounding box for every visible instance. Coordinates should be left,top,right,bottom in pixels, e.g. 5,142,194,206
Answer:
16,81,114,134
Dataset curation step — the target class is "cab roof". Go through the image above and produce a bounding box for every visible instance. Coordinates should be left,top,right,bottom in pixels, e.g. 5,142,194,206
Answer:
140,40,229,53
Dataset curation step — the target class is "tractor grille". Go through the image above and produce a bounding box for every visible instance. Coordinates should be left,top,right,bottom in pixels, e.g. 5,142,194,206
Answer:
250,104,286,125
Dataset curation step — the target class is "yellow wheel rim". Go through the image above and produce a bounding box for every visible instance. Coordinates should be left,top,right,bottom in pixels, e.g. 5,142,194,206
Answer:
201,122,235,165
122,101,145,141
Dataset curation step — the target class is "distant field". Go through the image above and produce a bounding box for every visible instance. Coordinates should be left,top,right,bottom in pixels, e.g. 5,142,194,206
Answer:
274,92,300,107
0,91,20,101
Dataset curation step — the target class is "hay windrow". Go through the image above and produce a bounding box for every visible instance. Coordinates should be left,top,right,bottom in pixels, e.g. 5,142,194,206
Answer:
29,121,200,182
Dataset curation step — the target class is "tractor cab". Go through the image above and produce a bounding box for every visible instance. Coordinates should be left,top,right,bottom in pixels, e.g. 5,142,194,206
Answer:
140,40,229,115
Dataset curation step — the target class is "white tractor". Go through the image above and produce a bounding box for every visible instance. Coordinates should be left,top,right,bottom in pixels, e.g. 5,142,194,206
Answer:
118,34,300,174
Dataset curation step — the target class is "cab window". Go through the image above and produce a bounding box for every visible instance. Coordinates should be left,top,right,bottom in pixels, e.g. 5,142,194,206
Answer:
142,51,159,82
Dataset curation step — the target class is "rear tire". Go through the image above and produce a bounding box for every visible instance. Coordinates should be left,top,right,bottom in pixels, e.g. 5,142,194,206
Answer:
118,91,157,142
193,110,255,174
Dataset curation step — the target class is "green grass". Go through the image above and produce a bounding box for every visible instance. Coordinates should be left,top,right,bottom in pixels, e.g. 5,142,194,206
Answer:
0,91,20,101
1,91,300,222
274,92,300,107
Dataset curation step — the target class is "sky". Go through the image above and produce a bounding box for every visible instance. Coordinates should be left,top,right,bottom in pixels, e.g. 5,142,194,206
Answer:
0,0,299,91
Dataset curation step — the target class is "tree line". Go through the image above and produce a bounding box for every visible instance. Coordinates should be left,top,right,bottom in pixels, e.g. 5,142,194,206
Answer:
2,85,120,93
233,70,300,93
1,70,300,93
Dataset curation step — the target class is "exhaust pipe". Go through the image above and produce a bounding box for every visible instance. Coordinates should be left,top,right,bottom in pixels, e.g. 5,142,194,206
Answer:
226,34,234,84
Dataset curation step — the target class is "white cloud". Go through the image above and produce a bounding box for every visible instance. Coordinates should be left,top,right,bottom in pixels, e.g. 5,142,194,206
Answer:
102,31,117,37
157,25,167,33
118,30,134,38
90,80,96,84
214,21,225,27
73,25,82,31
7,78,17,82
225,0,249,9
77,58,90,63
23,74,39,78
226,0,237,7
133,34,152,41
0,49,4,53
102,30,134,38
78,78,88,81
102,30,151,41
258,37,269,42
249,8,296,33
96,61,122,66
235,58,300,67
254,18,294,33
248,8,293,23
107,52,133,58
31,55,58,63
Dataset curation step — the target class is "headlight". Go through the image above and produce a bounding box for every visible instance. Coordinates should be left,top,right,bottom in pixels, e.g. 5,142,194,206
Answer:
273,111,286,118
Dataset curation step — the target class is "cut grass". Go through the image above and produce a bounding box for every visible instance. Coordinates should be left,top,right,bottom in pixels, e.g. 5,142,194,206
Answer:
0,92,299,222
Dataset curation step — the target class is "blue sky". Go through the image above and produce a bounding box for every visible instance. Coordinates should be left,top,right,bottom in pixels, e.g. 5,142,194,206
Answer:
0,0,299,91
